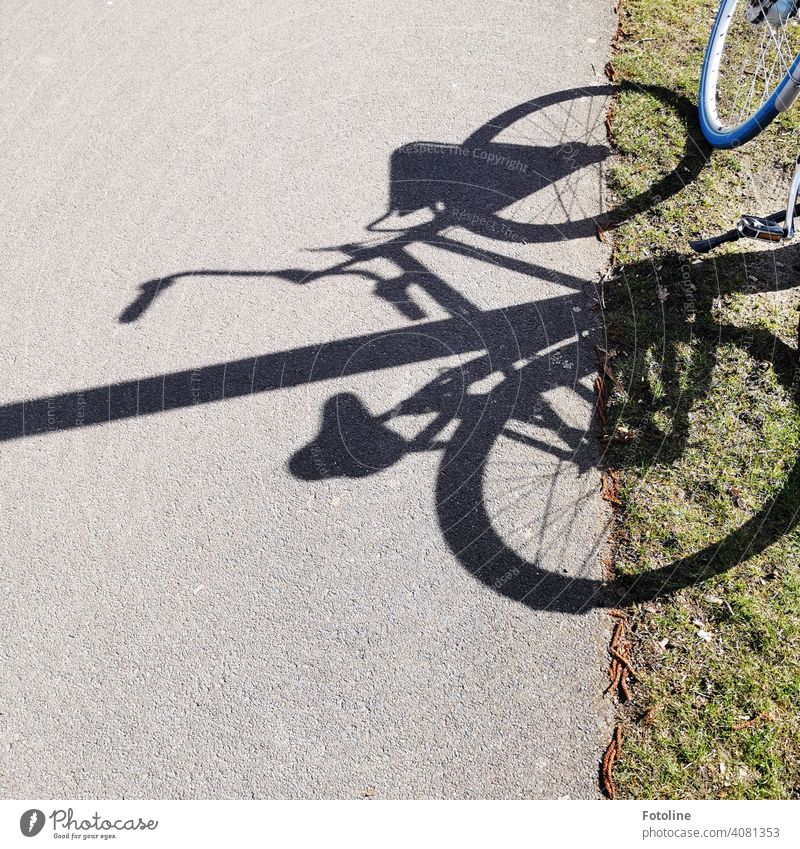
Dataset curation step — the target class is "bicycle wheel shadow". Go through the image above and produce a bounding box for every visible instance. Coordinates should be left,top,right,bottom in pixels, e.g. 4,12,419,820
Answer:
288,242,800,614
601,245,800,606
118,82,703,323
6,81,780,617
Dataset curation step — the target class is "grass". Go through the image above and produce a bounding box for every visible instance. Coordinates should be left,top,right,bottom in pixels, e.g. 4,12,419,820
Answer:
603,0,800,798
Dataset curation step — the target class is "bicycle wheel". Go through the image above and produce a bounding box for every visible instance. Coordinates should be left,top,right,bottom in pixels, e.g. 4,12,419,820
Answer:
699,0,800,148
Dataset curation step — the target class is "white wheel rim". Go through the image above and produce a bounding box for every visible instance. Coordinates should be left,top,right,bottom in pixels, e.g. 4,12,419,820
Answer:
704,0,799,133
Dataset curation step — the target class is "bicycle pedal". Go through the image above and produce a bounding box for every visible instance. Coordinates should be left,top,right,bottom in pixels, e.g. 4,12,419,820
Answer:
736,215,786,242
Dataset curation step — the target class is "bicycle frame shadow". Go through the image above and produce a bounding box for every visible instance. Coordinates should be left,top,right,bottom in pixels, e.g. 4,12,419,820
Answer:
5,82,771,616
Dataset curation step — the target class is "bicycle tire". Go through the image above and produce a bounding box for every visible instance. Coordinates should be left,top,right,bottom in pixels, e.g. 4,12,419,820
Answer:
699,0,800,148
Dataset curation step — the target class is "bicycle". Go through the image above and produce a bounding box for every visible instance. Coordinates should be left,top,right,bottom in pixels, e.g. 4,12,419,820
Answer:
691,0,800,252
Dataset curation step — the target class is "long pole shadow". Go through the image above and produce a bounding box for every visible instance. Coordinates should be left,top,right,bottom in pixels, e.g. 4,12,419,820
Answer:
0,300,548,441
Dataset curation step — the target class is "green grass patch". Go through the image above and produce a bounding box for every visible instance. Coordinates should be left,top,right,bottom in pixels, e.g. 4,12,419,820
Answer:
605,0,800,799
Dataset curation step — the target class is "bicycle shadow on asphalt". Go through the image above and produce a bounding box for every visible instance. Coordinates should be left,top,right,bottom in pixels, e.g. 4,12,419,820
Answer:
5,82,783,616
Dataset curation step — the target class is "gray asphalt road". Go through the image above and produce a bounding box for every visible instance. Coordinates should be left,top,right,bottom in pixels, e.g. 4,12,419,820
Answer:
1,0,614,798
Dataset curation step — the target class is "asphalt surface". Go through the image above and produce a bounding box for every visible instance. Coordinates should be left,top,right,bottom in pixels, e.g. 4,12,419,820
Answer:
1,0,615,798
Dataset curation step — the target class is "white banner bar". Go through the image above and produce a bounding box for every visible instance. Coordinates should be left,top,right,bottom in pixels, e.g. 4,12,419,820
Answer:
1,800,797,848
